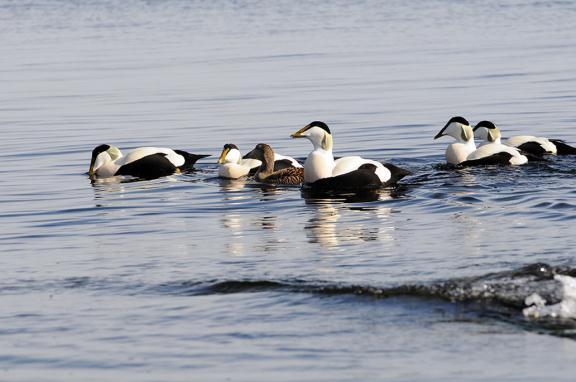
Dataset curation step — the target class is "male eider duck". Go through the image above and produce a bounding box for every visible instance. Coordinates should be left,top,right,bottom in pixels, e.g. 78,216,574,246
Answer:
88,144,209,179
473,120,556,156
475,121,576,156
434,117,527,166
243,143,304,185
290,121,410,191
433,116,477,165
468,121,528,165
217,143,302,179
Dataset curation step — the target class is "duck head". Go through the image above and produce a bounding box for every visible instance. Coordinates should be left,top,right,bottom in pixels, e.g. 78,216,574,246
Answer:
243,143,273,162
217,143,241,164
434,116,474,143
473,120,501,144
89,144,122,176
291,121,333,151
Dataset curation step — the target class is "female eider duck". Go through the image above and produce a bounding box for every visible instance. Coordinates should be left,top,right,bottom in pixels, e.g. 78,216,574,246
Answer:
88,144,209,179
217,143,302,179
290,121,410,191
474,121,576,156
243,143,304,185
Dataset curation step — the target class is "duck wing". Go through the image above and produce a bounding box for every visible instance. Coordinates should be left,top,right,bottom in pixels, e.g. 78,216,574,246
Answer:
115,153,177,179
460,152,514,167
262,167,304,185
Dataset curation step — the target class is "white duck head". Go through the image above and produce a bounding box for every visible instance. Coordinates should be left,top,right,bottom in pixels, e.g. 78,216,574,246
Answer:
89,144,123,176
473,120,502,144
434,116,474,143
290,121,333,151
217,143,242,164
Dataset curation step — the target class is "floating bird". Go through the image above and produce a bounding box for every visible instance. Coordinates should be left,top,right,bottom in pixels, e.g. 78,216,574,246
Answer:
433,116,477,165
217,143,302,179
474,120,556,156
472,120,541,164
435,117,527,166
473,120,576,156
290,121,410,191
243,143,304,185
88,144,209,179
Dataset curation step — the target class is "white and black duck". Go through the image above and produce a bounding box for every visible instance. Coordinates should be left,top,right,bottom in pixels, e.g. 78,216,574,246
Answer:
290,121,410,191
88,144,209,179
473,120,576,156
435,116,527,166
433,116,477,165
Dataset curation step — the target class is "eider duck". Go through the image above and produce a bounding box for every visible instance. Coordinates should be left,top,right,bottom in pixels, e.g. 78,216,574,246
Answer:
434,117,528,166
433,116,477,165
88,144,209,179
217,143,302,179
290,121,410,191
474,121,576,156
467,121,528,165
243,143,304,185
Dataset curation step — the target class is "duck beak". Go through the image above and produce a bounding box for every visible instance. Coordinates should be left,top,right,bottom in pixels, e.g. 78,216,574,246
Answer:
290,125,310,139
243,148,257,160
217,147,230,164
88,157,96,176
433,131,444,140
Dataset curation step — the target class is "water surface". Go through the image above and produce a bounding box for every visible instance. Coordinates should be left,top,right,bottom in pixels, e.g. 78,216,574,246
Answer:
2,1,576,381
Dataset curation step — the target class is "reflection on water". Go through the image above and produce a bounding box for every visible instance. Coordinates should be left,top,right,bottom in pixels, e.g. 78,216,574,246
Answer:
303,191,395,249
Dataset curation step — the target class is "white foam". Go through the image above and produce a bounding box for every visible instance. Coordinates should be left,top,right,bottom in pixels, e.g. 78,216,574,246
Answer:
523,275,576,319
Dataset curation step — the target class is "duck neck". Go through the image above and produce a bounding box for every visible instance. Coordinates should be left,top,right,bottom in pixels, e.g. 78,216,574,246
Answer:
256,148,275,180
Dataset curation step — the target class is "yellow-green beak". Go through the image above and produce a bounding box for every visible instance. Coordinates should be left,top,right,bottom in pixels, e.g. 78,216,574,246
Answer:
290,125,309,138
88,158,96,176
217,147,230,164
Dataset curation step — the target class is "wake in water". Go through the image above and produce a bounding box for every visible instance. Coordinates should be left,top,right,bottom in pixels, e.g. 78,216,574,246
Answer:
148,263,576,337
524,275,576,319
4,263,574,337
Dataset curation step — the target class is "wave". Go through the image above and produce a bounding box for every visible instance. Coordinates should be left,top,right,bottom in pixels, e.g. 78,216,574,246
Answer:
3,263,575,337
153,263,568,308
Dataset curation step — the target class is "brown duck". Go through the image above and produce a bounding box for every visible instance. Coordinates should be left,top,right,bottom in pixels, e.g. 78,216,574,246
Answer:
244,144,304,185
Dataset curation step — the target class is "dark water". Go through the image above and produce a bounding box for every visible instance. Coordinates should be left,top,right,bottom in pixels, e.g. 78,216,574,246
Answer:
2,0,576,380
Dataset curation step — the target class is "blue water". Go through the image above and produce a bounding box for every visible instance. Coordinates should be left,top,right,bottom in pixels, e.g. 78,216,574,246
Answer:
2,0,576,380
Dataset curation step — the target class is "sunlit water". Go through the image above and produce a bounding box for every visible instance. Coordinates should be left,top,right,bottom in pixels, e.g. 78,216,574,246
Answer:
2,1,576,380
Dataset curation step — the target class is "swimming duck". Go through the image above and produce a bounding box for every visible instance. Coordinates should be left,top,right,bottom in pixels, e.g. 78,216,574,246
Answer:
478,122,576,156
472,120,556,157
433,116,477,165
463,121,527,165
434,117,528,166
243,143,304,185
217,143,302,179
290,121,410,190
88,144,209,179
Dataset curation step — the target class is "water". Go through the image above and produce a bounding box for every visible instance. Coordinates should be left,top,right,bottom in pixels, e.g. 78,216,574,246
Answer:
2,0,576,380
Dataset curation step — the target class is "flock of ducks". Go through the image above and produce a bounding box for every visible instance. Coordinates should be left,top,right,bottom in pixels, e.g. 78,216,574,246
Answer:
88,118,576,191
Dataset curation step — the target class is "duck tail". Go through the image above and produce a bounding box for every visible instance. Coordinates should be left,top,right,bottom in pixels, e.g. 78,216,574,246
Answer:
174,150,210,169
550,139,576,155
382,163,411,183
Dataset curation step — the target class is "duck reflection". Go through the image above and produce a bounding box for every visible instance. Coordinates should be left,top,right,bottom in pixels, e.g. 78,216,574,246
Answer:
218,179,285,256
90,175,179,208
303,189,397,249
